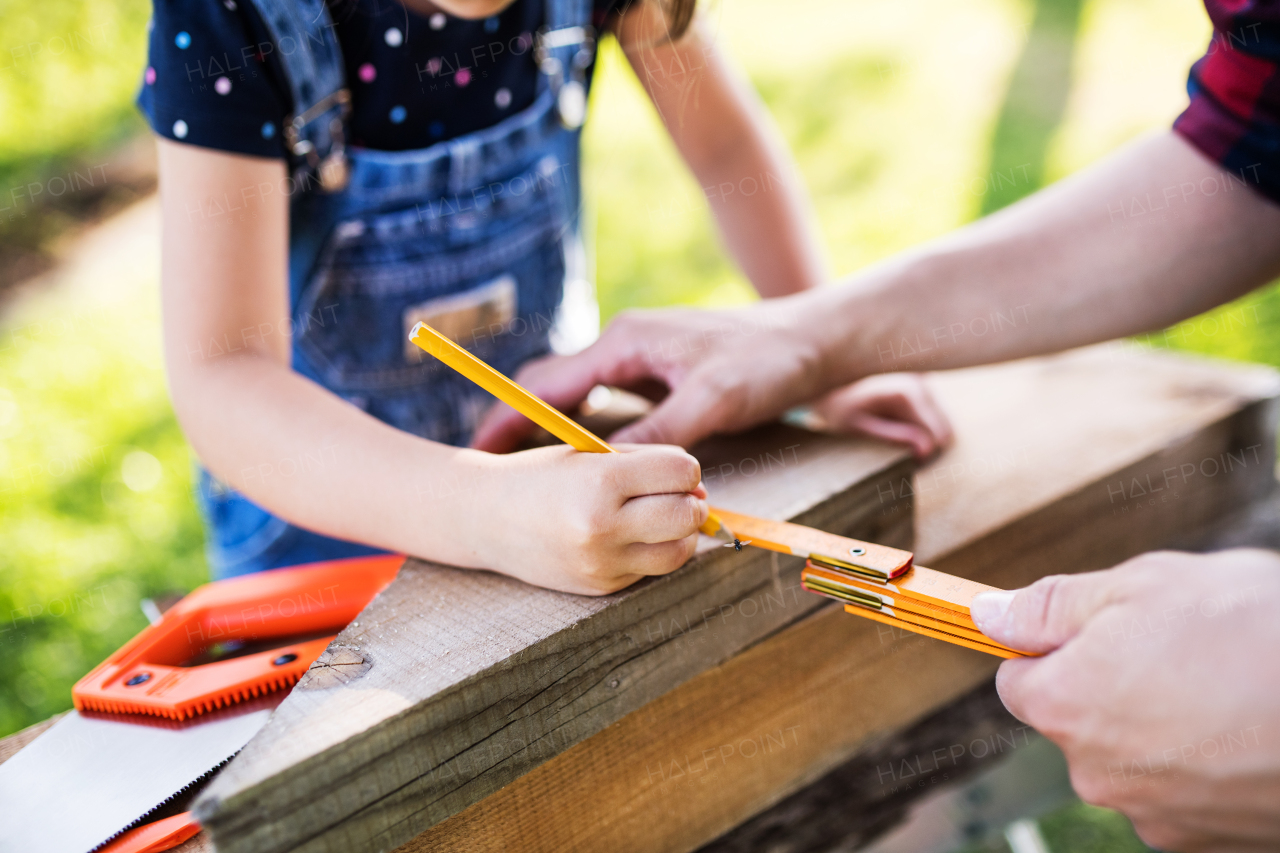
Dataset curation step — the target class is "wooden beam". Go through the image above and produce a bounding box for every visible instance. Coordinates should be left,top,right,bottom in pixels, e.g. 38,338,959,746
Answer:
694,679,1032,853
395,345,1280,853
195,425,916,852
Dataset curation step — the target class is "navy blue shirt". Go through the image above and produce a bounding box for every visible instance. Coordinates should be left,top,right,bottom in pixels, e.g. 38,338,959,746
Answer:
139,0,622,158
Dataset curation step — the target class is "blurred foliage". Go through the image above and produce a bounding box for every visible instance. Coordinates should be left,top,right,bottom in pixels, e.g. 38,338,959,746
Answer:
1037,801,1157,852
953,801,1156,852
980,0,1085,214
0,0,152,285
0,265,208,736
0,0,150,188
0,0,177,737
1133,284,1280,367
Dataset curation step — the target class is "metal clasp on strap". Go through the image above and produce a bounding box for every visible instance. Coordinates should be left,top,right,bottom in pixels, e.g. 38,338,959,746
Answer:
535,25,595,130
536,25,592,53
284,87,353,192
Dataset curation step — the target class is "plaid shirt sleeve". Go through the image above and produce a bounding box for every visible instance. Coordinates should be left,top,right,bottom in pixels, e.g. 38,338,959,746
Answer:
1174,1,1280,205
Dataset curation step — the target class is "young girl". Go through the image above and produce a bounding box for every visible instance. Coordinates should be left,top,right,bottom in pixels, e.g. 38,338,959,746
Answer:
143,0,947,593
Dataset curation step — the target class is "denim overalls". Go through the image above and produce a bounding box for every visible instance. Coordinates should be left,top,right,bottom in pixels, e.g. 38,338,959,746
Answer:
197,0,596,578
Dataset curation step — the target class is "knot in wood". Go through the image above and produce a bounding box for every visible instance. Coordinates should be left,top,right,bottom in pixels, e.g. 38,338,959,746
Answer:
300,645,371,690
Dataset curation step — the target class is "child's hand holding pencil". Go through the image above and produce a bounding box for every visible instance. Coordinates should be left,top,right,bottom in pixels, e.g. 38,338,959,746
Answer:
464,443,707,596
409,321,712,595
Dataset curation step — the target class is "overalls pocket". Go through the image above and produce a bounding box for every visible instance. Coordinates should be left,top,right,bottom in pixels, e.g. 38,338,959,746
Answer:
293,153,572,446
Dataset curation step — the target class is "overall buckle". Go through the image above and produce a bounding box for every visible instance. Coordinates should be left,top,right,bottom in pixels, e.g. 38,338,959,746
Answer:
284,88,353,192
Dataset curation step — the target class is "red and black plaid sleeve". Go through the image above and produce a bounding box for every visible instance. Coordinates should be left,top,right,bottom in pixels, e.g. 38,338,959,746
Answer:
1174,1,1280,204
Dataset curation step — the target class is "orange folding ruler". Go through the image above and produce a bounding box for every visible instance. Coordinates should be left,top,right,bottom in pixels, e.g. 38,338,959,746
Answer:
706,509,1026,658
408,322,1028,660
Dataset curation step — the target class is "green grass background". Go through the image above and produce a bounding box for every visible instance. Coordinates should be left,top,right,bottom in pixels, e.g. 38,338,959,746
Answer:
1,0,1271,848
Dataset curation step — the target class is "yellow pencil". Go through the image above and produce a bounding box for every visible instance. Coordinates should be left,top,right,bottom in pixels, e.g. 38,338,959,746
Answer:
408,321,736,543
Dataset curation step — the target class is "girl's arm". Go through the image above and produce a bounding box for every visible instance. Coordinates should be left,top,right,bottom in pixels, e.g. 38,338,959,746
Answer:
614,3,827,296
158,139,705,594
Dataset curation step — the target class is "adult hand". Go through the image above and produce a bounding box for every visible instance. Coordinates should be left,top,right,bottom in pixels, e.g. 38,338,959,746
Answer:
807,373,953,460
970,550,1280,851
471,300,833,453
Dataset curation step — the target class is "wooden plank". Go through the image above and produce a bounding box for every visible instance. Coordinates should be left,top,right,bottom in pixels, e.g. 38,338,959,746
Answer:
395,344,1279,853
194,425,915,853
913,343,1280,567
693,680,1039,853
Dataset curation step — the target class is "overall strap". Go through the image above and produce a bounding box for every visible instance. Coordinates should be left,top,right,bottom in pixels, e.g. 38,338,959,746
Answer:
545,0,591,29
449,0,595,193
535,0,595,129
247,0,352,192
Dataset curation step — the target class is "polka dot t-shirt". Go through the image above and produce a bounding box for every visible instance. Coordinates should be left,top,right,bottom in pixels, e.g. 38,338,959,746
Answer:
138,0,624,158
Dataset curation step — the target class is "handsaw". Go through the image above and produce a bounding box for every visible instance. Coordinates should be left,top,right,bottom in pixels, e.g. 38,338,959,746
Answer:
407,322,1025,658
0,553,403,853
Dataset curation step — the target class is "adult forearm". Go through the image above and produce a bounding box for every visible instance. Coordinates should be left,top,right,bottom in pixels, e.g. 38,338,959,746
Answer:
168,354,490,568
801,131,1280,381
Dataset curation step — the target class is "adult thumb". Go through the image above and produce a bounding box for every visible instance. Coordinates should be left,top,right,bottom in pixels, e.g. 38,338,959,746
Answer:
970,572,1120,655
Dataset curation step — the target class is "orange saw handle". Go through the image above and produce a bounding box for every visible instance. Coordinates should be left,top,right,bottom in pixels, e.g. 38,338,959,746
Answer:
98,812,201,853
72,554,404,720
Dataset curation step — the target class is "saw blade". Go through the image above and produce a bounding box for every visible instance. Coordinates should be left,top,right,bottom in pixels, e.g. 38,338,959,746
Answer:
0,692,280,853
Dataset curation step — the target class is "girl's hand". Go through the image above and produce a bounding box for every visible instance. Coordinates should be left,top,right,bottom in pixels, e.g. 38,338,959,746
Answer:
469,443,707,595
806,374,953,460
